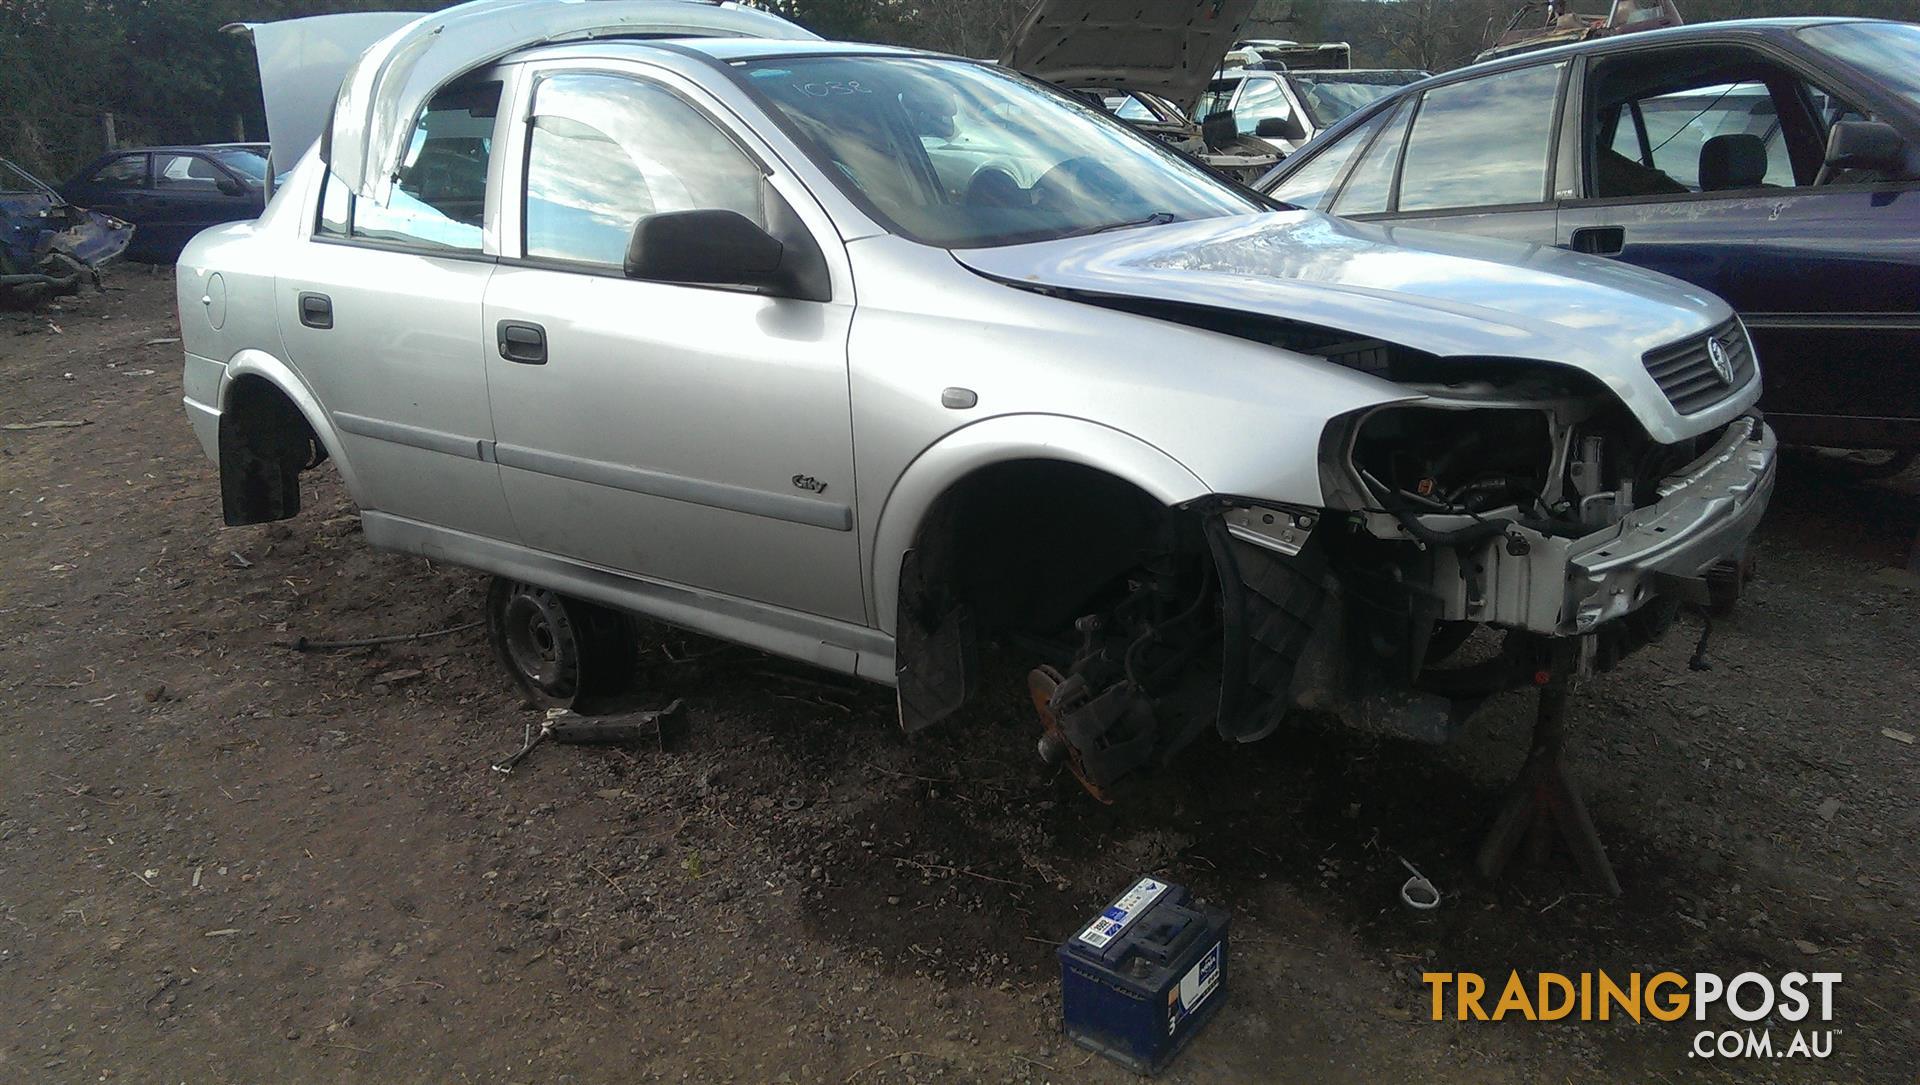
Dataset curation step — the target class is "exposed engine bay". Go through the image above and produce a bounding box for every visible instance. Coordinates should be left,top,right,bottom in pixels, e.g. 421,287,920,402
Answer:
1014,359,1772,802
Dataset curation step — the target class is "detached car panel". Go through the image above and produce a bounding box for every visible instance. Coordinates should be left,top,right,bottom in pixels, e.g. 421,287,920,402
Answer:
180,0,1775,795
1261,17,1920,450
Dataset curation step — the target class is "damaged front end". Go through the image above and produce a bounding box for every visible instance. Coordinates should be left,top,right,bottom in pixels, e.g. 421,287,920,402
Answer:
1,158,132,306
1031,350,1776,800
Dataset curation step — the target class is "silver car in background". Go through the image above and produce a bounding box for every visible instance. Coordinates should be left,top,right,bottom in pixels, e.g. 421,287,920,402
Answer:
178,0,1774,797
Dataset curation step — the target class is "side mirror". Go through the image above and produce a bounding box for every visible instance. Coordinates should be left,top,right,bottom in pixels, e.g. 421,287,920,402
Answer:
1255,114,1307,142
1823,120,1906,175
216,175,247,197
625,209,787,292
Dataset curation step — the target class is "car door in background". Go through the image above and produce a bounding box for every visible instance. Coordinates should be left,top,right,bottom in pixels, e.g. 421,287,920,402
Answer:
278,80,514,541
62,153,151,252
146,152,260,261
1558,41,1920,445
482,67,864,625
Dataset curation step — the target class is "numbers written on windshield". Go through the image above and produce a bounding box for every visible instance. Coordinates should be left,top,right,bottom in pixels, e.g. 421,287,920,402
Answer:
792,80,875,97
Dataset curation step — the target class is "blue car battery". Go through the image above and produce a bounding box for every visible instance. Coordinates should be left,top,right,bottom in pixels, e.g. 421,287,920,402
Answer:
1057,877,1229,1075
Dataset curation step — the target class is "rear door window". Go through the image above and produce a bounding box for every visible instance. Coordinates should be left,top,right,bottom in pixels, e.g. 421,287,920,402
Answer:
154,153,227,193
317,81,502,252
89,155,148,188
1397,63,1566,213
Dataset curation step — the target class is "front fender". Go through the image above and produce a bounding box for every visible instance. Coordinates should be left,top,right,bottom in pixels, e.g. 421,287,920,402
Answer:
869,413,1210,635
220,348,366,502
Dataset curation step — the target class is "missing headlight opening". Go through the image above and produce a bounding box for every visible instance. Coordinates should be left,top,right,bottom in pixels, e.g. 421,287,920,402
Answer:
1353,405,1556,519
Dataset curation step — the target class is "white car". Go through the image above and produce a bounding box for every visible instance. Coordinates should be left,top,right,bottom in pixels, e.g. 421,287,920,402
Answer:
179,0,1774,796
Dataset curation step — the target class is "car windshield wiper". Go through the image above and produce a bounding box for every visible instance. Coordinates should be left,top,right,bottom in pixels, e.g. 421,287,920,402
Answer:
1056,211,1178,240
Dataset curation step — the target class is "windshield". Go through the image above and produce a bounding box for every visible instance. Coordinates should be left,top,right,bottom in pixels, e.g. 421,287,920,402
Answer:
1799,22,1920,111
738,56,1262,249
1287,71,1428,128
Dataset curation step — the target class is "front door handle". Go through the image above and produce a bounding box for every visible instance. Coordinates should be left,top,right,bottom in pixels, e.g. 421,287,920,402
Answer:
298,291,333,330
1569,226,1626,256
497,321,547,365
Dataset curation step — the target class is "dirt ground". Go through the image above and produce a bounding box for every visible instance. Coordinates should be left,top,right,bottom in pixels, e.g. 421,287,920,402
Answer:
1,271,1916,1084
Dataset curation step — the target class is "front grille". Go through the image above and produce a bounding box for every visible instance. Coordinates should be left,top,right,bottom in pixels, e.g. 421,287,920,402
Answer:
1642,317,1756,415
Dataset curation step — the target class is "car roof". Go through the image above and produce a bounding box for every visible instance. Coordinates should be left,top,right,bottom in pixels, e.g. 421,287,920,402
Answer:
94,146,262,156
1262,16,1904,191
1449,16,1881,79
512,35,937,66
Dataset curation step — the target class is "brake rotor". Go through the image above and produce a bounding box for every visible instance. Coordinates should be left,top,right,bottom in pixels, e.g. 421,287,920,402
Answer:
1029,665,1114,805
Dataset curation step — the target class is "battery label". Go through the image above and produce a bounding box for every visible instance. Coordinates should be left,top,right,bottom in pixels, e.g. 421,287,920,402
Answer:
1167,942,1223,1034
1076,877,1169,949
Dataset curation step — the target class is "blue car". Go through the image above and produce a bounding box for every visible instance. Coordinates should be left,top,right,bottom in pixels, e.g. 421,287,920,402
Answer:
1258,18,1920,454
1,156,132,305
60,146,271,264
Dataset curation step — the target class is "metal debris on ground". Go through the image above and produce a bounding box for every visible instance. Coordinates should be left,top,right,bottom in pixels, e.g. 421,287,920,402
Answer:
1398,858,1441,911
290,620,483,653
491,701,685,775
2,419,89,430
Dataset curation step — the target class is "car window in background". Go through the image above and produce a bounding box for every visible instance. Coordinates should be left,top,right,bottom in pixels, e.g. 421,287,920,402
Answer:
1332,99,1414,215
741,56,1261,249
1807,86,1869,128
1623,85,1790,190
1799,21,1920,111
211,149,269,182
89,155,147,188
524,72,767,268
1398,63,1565,212
1193,78,1242,122
1233,77,1296,135
1288,71,1426,129
1267,108,1390,210
1103,93,1159,122
1593,64,1874,198
155,153,226,191
317,82,500,251
2,159,54,194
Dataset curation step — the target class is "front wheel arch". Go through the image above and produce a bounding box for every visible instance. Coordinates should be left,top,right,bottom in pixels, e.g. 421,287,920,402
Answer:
869,415,1210,637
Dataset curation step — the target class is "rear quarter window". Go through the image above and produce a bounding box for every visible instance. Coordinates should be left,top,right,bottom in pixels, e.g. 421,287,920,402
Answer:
1268,109,1389,211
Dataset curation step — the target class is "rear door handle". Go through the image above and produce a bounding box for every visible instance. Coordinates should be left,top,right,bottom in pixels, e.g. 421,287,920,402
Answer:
1568,226,1626,256
497,321,547,365
298,292,333,330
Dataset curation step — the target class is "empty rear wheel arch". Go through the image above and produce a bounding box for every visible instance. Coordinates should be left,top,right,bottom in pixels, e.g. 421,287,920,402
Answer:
218,375,328,525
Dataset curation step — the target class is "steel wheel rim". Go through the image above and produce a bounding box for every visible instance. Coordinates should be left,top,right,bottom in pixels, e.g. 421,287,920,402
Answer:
501,587,580,701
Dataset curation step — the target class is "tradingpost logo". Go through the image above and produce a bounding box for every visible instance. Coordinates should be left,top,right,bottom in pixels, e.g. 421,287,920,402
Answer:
1422,971,1843,1060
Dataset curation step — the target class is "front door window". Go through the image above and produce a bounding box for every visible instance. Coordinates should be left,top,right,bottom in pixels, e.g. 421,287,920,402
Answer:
522,72,767,268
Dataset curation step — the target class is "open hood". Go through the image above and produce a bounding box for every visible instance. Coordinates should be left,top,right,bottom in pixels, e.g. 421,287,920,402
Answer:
225,13,424,178
955,212,1743,445
1000,0,1256,113
324,0,817,204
